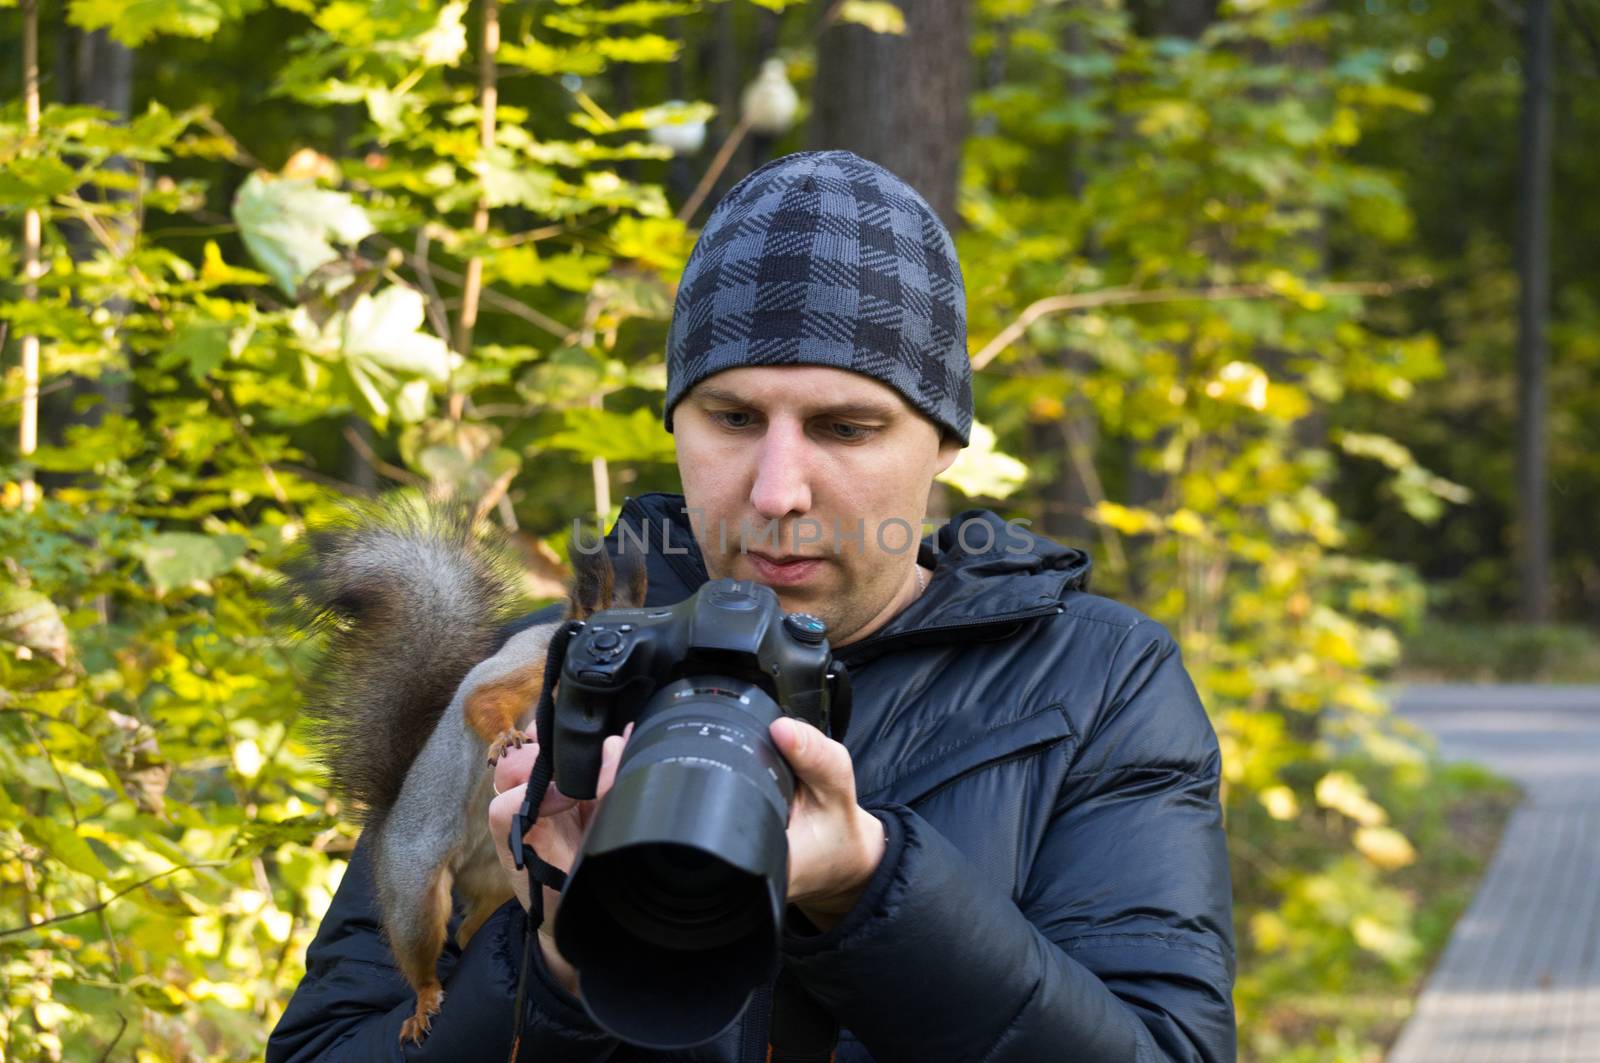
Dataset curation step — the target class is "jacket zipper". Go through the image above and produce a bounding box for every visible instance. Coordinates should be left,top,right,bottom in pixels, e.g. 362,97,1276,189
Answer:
741,982,773,1063
836,604,1064,667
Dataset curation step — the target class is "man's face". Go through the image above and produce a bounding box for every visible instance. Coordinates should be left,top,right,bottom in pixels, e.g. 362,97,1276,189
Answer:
673,366,961,646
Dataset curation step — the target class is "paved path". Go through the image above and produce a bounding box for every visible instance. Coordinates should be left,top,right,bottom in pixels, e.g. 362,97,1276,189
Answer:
1387,685,1600,1063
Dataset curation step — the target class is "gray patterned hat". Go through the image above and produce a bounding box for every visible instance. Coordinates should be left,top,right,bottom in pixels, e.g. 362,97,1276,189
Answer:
663,150,972,445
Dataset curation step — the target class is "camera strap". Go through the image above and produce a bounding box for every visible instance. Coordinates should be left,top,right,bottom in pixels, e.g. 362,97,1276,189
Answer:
767,965,839,1063
506,618,585,1063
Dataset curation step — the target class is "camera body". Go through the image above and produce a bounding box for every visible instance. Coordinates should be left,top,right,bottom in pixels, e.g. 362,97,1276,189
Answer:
552,577,850,800
546,577,852,1049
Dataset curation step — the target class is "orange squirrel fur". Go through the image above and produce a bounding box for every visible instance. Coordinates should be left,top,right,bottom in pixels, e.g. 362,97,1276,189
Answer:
281,501,644,1042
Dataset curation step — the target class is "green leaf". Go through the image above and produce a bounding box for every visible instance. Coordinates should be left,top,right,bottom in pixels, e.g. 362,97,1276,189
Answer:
67,0,266,46
0,583,71,665
543,406,675,463
131,532,247,595
232,173,375,295
501,39,607,76
592,33,681,64
340,287,452,381
571,99,715,136
608,215,691,273
0,156,80,207
518,347,621,406
476,150,562,211
163,320,232,383
22,819,108,882
28,417,145,472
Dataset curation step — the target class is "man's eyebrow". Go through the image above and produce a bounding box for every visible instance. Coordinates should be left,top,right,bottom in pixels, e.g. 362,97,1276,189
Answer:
692,385,900,420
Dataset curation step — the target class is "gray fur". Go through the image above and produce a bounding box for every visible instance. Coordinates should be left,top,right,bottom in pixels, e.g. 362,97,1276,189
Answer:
374,622,559,959
279,499,527,817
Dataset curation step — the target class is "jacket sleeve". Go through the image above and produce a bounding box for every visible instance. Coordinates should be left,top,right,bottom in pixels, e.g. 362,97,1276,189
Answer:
266,832,619,1063
781,618,1236,1063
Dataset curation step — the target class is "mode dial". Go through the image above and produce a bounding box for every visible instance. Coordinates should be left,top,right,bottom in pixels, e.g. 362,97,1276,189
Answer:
783,612,828,644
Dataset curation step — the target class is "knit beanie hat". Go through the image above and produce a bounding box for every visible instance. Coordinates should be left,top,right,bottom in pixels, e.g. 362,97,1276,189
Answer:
663,150,973,445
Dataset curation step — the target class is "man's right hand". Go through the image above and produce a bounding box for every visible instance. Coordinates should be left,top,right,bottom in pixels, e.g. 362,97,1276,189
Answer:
488,725,631,997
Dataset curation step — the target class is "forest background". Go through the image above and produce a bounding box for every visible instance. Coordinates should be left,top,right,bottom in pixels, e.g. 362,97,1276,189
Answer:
1,0,1593,1059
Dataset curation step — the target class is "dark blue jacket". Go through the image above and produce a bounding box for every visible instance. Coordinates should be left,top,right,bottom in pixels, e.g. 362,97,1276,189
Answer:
268,493,1236,1062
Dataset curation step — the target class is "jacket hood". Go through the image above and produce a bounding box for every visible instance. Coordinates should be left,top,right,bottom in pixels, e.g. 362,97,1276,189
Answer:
602,493,1092,665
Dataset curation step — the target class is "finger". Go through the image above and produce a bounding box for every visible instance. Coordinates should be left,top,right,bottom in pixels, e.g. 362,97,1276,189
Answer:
771,717,855,802
493,740,539,795
595,721,634,799
487,784,527,856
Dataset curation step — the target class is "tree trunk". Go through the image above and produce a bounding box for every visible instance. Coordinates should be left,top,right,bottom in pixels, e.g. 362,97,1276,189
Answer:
1129,0,1216,39
1516,0,1554,621
49,25,134,447
808,0,972,228
18,0,42,509
1121,0,1215,601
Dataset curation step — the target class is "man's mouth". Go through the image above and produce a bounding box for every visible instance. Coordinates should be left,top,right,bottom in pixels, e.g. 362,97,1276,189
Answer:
744,551,825,586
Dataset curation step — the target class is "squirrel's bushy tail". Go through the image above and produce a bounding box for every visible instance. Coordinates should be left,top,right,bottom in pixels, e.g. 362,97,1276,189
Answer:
279,499,527,819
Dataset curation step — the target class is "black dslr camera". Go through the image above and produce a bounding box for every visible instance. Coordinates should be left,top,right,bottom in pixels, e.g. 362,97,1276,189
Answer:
548,577,851,1049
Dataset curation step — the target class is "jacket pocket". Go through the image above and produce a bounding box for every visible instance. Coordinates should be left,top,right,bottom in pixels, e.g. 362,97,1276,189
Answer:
856,705,1075,808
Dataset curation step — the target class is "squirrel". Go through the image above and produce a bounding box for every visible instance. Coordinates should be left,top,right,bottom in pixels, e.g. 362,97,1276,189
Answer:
280,499,645,1043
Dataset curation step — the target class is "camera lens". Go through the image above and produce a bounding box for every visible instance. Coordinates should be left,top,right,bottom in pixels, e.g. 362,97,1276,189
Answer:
554,677,794,1048
594,843,767,951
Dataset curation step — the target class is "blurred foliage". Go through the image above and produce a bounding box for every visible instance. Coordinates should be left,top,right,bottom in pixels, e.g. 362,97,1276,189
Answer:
1330,0,1600,619
1397,621,1600,683
0,0,1538,1059
961,1,1501,1058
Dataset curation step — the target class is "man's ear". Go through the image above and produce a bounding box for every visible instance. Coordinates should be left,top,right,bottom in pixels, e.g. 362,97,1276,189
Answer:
933,434,962,477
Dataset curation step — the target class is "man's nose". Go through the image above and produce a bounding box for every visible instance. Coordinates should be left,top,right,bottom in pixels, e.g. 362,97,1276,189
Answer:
749,419,812,520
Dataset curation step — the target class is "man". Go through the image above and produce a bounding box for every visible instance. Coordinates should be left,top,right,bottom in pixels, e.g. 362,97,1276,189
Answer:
268,150,1235,1061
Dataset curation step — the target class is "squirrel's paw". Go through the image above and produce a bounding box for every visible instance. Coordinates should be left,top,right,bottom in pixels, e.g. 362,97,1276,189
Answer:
486,728,531,767
399,983,445,1044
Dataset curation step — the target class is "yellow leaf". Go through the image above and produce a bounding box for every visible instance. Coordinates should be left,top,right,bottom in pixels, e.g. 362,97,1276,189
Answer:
1029,395,1065,420
33,1001,72,1030
1250,910,1288,952
1203,360,1269,411
937,420,1029,500
1089,500,1162,535
1354,826,1416,870
1352,914,1419,962
1314,771,1388,827
189,979,250,1008
232,738,264,779
1167,508,1208,538
837,0,906,34
1260,785,1300,821
260,905,294,943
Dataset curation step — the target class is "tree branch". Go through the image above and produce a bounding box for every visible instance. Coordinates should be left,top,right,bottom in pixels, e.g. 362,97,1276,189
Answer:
970,277,1432,371
342,424,424,486
0,862,228,939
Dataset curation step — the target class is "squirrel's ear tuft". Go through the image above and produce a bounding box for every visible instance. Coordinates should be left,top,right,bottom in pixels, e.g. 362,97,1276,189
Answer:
615,546,648,609
565,540,649,618
567,543,615,620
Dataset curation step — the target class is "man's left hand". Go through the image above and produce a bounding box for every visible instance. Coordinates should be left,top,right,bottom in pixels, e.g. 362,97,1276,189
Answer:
769,716,886,932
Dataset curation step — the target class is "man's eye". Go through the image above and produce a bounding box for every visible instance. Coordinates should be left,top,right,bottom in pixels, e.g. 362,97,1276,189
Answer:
825,421,873,442
711,410,754,429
